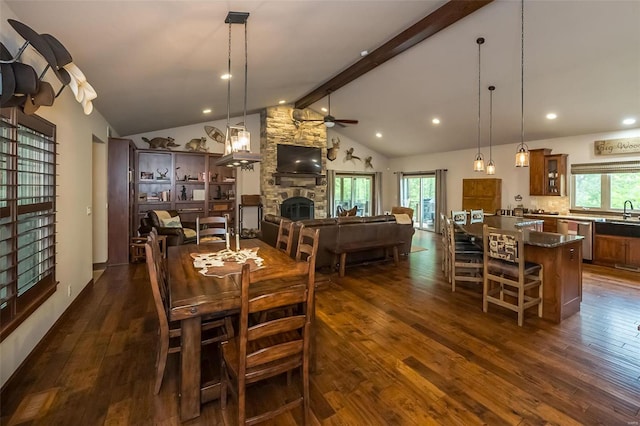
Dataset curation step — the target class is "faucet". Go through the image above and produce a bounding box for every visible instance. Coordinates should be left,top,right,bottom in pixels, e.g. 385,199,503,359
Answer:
623,200,634,219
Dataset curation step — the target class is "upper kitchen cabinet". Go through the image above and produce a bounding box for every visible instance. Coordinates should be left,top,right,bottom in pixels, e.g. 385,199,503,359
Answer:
529,148,567,196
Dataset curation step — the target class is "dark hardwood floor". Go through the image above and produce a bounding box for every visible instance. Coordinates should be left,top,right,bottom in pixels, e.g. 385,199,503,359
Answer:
2,230,640,425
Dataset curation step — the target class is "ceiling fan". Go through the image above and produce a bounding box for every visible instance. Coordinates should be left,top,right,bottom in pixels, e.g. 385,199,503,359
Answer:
297,92,359,128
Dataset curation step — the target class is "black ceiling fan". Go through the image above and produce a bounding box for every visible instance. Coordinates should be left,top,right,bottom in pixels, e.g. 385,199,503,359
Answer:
297,92,358,127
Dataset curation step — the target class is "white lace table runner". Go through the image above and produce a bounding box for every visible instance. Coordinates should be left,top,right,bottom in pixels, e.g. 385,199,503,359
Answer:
191,247,264,277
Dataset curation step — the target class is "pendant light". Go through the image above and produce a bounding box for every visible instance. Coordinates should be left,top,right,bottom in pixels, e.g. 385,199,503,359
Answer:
486,85,496,175
515,0,529,167
216,11,261,168
473,37,485,172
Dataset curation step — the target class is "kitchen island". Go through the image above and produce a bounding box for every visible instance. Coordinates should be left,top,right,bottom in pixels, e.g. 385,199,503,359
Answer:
460,216,584,323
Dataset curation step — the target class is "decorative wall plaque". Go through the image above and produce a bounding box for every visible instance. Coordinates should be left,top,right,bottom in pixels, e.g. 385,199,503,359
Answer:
594,137,640,155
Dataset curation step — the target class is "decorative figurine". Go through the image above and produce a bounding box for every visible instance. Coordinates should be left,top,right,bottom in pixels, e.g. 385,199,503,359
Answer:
327,137,340,161
344,147,361,162
156,168,169,179
181,185,187,201
141,136,180,150
185,137,208,152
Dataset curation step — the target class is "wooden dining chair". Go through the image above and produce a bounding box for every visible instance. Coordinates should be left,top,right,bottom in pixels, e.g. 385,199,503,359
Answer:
275,218,294,256
447,217,483,292
451,210,468,225
220,229,318,425
196,215,228,244
482,224,543,326
145,232,234,394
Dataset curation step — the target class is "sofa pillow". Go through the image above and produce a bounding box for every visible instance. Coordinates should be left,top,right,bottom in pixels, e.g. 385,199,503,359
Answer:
393,213,412,225
161,216,183,228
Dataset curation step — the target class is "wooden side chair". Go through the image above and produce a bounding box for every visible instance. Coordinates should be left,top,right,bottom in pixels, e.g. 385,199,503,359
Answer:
220,228,319,425
145,232,234,394
196,215,228,244
275,218,294,256
482,224,543,326
447,217,483,292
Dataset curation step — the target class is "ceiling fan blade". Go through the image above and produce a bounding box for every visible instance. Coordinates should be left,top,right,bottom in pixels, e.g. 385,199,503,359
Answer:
335,119,359,124
301,118,325,122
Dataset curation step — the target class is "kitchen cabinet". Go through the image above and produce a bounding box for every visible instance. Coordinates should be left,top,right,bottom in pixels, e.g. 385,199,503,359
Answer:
529,148,567,196
594,234,640,268
462,178,502,213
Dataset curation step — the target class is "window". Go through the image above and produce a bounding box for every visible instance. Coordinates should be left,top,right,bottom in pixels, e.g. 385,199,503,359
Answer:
571,161,640,211
333,174,373,216
1,108,57,341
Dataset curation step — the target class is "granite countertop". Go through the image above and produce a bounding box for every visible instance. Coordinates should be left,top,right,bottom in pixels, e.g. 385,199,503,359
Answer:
525,212,640,224
460,216,583,248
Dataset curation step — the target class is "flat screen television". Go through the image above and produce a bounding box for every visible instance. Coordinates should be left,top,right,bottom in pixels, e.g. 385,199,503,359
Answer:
276,144,322,174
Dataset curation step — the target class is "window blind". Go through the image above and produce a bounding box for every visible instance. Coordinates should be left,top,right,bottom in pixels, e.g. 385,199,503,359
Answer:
571,160,640,175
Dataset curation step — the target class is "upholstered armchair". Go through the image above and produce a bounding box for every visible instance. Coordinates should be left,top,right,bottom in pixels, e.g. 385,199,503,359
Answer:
146,210,197,246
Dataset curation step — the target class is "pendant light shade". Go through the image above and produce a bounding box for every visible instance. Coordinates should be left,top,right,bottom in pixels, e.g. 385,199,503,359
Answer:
514,0,529,167
473,37,485,172
216,11,261,168
486,85,496,175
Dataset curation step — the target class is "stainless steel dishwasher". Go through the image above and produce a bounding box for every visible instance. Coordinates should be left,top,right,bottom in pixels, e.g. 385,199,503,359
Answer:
557,219,593,260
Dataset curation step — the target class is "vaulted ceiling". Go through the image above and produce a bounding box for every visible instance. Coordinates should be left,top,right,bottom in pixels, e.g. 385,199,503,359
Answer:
4,0,639,158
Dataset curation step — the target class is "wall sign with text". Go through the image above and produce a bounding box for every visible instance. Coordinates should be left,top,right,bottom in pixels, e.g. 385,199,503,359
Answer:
594,137,640,155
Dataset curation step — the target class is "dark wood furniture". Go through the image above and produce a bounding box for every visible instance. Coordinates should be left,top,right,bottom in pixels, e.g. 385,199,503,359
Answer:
108,137,136,265
462,178,502,213
529,148,568,196
482,224,544,326
134,150,238,233
168,239,310,421
145,231,232,395
329,241,402,278
275,218,294,255
220,227,319,425
446,217,483,292
460,216,583,323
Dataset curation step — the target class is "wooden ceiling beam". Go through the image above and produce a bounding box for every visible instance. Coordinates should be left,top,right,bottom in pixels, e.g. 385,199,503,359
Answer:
294,0,494,109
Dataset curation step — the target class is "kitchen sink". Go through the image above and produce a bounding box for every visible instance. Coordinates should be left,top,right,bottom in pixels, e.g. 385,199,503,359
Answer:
595,220,640,237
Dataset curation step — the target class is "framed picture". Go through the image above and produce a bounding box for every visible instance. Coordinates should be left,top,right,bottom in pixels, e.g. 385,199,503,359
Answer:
140,171,154,180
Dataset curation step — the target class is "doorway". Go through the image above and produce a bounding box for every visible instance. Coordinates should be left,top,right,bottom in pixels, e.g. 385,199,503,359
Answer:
400,174,436,231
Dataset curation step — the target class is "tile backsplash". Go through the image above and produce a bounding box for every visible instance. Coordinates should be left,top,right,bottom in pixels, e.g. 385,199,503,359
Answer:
529,196,570,214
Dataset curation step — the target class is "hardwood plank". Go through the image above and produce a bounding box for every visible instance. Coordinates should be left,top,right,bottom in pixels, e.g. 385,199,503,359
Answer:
2,231,640,425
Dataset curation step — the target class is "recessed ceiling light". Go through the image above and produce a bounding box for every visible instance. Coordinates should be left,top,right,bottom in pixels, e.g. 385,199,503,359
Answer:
220,73,232,80
278,100,286,105
622,117,637,125
321,107,328,113
546,113,557,120
202,108,212,114
432,118,440,125
360,50,369,57
375,132,382,138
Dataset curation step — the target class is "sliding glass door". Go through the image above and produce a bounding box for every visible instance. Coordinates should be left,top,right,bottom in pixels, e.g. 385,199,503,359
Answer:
334,174,373,216
400,174,436,231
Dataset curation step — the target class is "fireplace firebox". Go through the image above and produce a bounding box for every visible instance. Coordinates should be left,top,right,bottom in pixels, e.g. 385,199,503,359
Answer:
281,197,314,221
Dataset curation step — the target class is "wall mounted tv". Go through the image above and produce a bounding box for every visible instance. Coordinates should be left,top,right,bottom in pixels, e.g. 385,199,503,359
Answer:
276,144,323,174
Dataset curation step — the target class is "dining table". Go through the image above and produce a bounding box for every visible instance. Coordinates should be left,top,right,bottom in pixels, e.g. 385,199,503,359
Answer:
457,215,585,324
168,238,309,421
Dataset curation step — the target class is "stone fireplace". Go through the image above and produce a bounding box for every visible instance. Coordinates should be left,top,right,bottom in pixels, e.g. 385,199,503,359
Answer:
260,105,327,218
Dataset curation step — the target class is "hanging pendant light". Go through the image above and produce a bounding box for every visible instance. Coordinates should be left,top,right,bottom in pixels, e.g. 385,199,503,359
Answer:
486,85,496,175
216,11,261,168
473,37,485,172
515,0,529,167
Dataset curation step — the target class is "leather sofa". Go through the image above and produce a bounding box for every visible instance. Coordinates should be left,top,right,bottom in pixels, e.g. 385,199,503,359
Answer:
139,210,197,246
260,214,415,270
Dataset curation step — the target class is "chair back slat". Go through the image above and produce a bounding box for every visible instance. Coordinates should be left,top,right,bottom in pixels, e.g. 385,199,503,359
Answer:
197,215,228,244
249,288,307,314
246,340,304,369
248,316,306,341
295,225,320,263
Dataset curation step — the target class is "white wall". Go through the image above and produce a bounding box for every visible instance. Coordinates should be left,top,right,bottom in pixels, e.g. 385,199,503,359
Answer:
124,113,262,229
1,0,113,386
386,128,640,214
326,129,389,173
